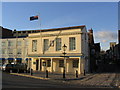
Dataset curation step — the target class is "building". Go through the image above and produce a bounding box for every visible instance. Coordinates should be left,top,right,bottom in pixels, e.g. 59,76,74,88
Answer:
88,29,100,72
0,26,13,38
13,29,42,37
110,42,116,49
27,25,89,74
0,36,28,64
118,30,120,44
106,30,120,64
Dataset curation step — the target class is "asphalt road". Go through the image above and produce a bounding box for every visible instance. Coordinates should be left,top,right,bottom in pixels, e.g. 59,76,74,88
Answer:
2,71,75,88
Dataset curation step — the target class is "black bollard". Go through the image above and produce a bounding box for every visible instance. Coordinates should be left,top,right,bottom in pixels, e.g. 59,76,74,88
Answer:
46,70,48,78
76,70,78,78
30,69,33,75
84,69,86,76
17,69,19,73
63,68,65,79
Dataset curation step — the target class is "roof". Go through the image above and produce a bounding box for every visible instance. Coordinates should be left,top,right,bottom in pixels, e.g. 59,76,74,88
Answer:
1,36,27,39
13,25,86,33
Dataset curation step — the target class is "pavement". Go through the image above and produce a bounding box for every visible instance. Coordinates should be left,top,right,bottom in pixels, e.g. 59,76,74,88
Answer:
10,71,120,88
10,70,92,81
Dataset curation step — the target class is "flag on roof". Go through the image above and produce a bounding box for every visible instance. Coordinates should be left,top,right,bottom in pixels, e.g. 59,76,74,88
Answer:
30,15,38,21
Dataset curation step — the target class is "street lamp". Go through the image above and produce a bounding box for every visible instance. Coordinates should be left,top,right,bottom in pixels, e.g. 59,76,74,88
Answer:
62,44,67,78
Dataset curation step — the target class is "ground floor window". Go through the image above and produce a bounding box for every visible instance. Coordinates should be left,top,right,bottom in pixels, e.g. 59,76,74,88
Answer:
47,60,51,67
73,60,79,68
59,60,64,67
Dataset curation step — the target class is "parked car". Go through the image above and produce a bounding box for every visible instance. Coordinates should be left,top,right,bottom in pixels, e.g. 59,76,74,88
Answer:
2,64,14,72
2,63,27,73
12,63,27,73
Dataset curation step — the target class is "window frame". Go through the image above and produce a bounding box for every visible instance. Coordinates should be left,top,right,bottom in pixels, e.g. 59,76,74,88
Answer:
56,38,62,51
32,40,37,52
43,39,49,51
69,37,76,51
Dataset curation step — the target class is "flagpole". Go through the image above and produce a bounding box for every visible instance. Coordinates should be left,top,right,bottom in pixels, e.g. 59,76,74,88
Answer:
38,13,43,54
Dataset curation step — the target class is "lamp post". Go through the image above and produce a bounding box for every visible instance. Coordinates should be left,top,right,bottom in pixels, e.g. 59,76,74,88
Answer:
62,44,67,78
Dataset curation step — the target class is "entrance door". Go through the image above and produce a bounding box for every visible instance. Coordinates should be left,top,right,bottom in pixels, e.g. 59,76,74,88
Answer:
40,59,42,71
36,60,39,70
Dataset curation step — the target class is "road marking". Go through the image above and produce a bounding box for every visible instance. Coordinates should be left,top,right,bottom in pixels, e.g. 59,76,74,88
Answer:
10,73,50,80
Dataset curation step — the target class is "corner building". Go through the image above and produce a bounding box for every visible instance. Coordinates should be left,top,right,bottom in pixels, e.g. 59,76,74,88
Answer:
27,25,89,74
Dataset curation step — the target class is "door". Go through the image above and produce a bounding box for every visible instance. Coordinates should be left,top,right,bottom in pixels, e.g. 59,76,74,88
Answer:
36,60,39,70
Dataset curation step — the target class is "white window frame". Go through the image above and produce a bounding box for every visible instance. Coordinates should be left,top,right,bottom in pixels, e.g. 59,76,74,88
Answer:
43,39,49,51
56,38,62,51
69,37,76,50
32,40,37,52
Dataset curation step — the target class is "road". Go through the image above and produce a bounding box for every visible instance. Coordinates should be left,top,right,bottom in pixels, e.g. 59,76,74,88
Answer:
2,71,76,88
65,73,120,88
64,63,120,88
1,63,120,89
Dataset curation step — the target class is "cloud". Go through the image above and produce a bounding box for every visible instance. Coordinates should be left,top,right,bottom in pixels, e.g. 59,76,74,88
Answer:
94,30,117,42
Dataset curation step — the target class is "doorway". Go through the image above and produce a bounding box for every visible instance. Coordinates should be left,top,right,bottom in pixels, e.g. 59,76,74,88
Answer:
36,59,39,70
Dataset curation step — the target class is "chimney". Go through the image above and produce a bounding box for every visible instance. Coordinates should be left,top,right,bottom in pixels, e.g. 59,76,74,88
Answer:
88,28,94,44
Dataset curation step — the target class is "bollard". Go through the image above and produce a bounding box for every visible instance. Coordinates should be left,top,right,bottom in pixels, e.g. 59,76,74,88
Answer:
76,70,78,78
30,69,33,75
46,70,48,78
63,68,65,79
84,69,86,76
17,69,19,73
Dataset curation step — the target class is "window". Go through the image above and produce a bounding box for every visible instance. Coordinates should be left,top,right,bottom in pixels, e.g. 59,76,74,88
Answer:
59,60,64,67
44,39,49,51
8,41,13,46
47,60,51,67
73,60,79,68
56,38,61,51
17,41,21,46
32,40,37,52
2,41,6,47
69,37,76,50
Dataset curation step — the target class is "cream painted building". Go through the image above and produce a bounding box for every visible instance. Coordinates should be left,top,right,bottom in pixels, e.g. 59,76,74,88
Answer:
27,25,89,74
0,37,28,64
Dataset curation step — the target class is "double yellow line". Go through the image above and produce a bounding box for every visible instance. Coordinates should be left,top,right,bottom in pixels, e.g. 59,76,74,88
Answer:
10,73,50,80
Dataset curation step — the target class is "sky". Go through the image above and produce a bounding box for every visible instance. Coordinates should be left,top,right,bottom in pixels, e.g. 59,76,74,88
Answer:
1,2,118,50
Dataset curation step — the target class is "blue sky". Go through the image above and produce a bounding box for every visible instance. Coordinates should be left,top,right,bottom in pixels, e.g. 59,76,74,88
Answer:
2,2,118,50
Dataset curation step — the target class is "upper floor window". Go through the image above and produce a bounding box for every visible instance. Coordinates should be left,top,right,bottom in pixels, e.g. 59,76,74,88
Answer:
17,41,21,46
32,40,37,52
69,37,76,50
8,41,13,46
56,38,61,51
43,39,49,51
2,41,6,47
